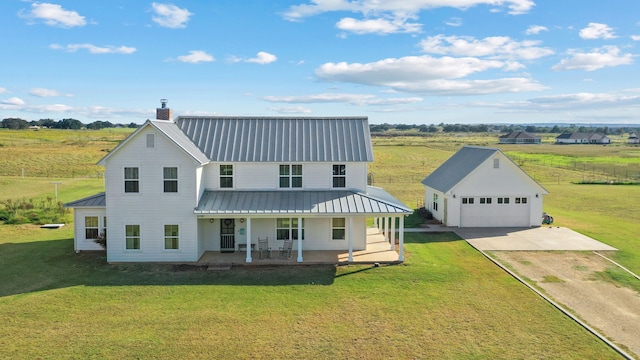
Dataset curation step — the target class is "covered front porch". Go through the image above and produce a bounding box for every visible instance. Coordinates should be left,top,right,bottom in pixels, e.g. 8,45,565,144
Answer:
197,227,402,266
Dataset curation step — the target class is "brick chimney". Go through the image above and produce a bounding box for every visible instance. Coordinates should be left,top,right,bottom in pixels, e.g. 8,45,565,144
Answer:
156,99,172,121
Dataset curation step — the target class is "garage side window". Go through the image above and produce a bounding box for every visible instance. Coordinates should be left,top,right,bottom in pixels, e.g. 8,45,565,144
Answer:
462,197,474,204
432,193,439,211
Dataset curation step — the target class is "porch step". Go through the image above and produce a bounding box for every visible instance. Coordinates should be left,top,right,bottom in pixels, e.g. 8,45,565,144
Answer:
207,264,232,271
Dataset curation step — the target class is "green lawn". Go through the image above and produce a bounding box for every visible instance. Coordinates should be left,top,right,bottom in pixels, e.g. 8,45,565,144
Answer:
0,227,618,359
0,130,637,358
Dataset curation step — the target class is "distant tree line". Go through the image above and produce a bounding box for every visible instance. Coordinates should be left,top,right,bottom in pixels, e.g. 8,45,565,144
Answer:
369,123,639,135
1,117,139,130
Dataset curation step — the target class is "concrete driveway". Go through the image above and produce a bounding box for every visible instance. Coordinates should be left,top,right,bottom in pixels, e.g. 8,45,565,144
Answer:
455,226,617,251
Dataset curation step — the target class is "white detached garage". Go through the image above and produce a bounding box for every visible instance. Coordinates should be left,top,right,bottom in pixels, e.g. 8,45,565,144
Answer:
422,146,548,228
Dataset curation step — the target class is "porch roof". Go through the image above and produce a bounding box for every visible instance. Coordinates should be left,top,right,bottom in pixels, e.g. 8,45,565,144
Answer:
195,187,412,216
63,192,106,208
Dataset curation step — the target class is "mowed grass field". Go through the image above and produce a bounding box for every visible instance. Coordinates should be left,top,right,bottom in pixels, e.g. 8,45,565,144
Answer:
0,128,637,358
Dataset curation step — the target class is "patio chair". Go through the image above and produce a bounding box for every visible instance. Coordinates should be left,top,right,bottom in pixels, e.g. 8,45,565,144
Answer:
258,237,271,259
278,239,293,259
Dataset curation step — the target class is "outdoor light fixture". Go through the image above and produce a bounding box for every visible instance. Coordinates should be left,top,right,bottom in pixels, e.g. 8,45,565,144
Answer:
209,218,214,223
240,218,245,223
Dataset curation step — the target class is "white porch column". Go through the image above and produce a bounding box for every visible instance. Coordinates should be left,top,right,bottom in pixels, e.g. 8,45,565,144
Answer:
390,216,396,250
381,217,387,242
386,217,391,244
296,216,303,263
245,218,252,263
398,216,405,261
348,217,354,262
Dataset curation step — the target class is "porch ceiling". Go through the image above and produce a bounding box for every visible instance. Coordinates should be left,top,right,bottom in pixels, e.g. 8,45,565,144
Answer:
195,189,412,216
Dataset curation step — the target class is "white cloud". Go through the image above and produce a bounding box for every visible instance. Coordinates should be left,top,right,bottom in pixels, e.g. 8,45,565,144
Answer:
176,50,215,63
336,16,421,34
283,0,535,22
579,22,616,40
315,55,545,95
475,91,640,112
264,93,423,106
283,0,533,35
1,97,25,106
419,35,554,60
230,52,277,64
631,35,640,41
525,25,548,35
552,46,633,71
21,2,87,28
151,2,192,28
50,43,137,54
246,52,278,64
29,88,61,97
269,106,312,114
445,17,462,27
0,87,8,94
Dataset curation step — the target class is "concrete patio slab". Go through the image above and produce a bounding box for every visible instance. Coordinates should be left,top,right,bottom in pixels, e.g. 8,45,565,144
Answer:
456,226,617,251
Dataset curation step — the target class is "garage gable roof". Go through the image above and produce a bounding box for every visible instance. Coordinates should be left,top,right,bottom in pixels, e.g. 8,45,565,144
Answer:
421,146,497,193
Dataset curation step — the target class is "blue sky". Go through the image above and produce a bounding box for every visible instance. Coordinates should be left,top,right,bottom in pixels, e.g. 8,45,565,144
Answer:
1,0,640,125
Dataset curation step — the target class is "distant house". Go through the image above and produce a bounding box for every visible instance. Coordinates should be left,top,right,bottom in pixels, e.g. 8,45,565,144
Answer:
629,133,639,144
421,146,547,228
498,130,541,144
65,102,412,264
555,132,610,144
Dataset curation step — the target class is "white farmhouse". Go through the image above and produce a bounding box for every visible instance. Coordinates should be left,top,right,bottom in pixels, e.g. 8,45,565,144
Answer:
66,102,411,263
421,146,547,227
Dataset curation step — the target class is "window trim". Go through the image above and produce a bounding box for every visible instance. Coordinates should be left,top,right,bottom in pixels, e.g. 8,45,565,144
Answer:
125,225,141,250
85,216,99,240
163,167,178,193
332,164,346,188
124,167,139,193
276,218,305,241
279,164,303,188
332,218,346,240
164,224,179,250
220,164,233,189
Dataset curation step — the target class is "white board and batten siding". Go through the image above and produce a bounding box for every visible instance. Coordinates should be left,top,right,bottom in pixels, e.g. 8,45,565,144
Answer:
103,127,202,262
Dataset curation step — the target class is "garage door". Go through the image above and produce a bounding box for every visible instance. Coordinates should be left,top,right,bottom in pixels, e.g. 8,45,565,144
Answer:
460,197,530,227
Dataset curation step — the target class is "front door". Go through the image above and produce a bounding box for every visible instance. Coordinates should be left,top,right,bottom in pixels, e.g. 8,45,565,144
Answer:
220,218,235,252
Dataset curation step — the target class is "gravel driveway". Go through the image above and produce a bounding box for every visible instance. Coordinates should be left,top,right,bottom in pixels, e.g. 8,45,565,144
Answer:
490,251,640,359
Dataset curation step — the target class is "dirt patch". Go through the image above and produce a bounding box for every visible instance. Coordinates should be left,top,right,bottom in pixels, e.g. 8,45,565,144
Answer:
491,251,640,358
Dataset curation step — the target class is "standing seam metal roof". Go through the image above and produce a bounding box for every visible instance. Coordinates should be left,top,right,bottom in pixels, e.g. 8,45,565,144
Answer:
195,189,412,215
175,117,374,162
421,146,498,193
64,192,106,208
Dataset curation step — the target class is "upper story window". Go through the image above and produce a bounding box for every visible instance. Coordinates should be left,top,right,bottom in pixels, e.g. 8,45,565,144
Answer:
163,167,178,193
333,165,346,188
124,167,139,193
220,165,233,188
279,165,302,188
146,133,155,148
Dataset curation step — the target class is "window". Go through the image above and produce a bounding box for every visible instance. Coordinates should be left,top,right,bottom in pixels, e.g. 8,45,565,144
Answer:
146,133,155,148
124,167,139,193
276,218,305,240
164,225,179,250
462,197,474,204
163,167,178,193
279,164,302,188
479,197,492,204
493,158,500,168
125,225,140,250
333,165,346,188
332,218,346,240
433,193,439,211
85,216,98,239
220,165,233,188
497,197,510,204
515,197,527,204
